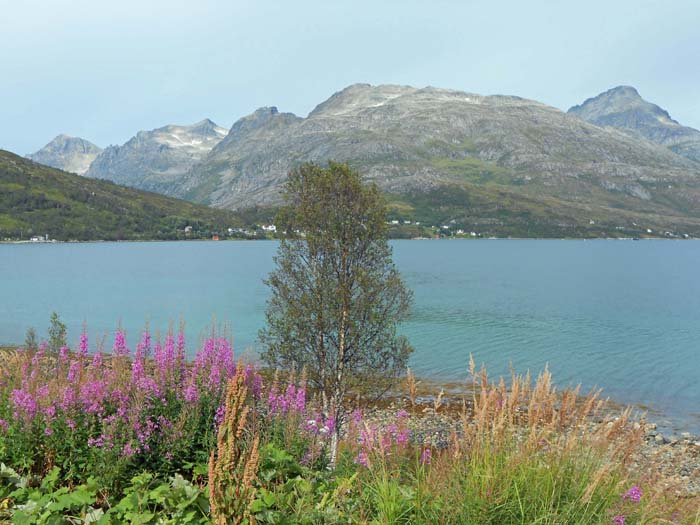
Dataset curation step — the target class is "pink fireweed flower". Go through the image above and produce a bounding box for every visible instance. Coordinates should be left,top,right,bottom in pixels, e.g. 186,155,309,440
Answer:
131,352,145,383
381,433,393,452
91,352,103,369
0,419,8,433
267,383,289,415
396,428,410,445
59,346,70,364
87,434,112,449
11,389,37,419
137,330,151,357
351,408,364,425
67,360,81,382
157,415,173,431
156,335,175,386
79,379,106,414
60,386,76,411
133,419,156,446
354,451,369,467
164,334,175,363
137,376,159,395
325,415,336,434
420,447,432,465
176,330,185,356
396,409,409,419
359,425,375,446
279,383,297,413
613,516,625,525
294,386,306,412
79,332,89,359
113,331,129,356
214,404,226,428
623,485,642,503
244,365,262,399
31,347,46,367
183,383,199,403
122,442,137,458
208,363,222,391
176,330,186,376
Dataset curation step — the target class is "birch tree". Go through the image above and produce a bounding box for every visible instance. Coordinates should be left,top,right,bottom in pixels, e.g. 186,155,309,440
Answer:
259,162,413,464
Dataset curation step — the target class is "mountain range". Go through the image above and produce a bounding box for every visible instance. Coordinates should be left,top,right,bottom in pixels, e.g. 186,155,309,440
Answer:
25,84,700,238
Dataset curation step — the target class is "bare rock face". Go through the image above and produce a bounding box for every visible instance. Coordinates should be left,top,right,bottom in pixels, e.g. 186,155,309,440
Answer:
178,84,700,216
568,86,700,163
86,119,227,194
27,135,102,175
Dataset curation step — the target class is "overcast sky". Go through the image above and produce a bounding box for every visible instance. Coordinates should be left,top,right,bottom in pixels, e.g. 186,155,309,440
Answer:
1,0,698,154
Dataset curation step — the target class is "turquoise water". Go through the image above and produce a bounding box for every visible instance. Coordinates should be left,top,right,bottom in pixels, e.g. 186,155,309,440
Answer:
1,240,699,433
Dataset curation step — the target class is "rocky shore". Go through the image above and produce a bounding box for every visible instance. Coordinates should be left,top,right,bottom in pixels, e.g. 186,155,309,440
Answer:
362,394,700,497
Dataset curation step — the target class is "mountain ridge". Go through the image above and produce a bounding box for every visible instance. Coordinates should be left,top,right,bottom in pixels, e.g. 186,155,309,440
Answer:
84,119,228,193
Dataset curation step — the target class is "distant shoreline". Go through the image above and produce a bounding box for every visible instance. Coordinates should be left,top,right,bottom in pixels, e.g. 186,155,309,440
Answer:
1,236,697,245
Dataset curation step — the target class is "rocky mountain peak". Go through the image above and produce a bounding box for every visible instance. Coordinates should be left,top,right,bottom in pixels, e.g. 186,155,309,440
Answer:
85,119,228,192
215,106,300,150
27,135,102,175
568,85,675,123
308,83,416,117
569,86,700,162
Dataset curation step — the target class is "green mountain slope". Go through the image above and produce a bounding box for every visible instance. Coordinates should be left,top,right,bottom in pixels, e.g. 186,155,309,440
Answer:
0,150,243,241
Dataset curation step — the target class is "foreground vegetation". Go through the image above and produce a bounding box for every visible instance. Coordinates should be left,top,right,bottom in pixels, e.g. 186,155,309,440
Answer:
0,150,246,241
1,328,698,524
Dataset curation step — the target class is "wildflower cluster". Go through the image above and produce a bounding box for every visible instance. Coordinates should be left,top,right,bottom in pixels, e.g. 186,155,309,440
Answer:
348,408,412,468
611,485,644,525
0,327,256,489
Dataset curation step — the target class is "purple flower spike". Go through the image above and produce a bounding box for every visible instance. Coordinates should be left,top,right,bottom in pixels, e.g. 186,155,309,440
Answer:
623,485,642,503
79,332,89,358
420,447,431,465
354,451,369,467
113,331,129,356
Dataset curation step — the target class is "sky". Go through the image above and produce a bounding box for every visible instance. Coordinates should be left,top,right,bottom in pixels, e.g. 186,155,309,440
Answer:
1,0,698,154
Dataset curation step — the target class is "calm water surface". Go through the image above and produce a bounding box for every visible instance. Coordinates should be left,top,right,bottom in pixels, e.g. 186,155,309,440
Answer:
1,240,699,433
